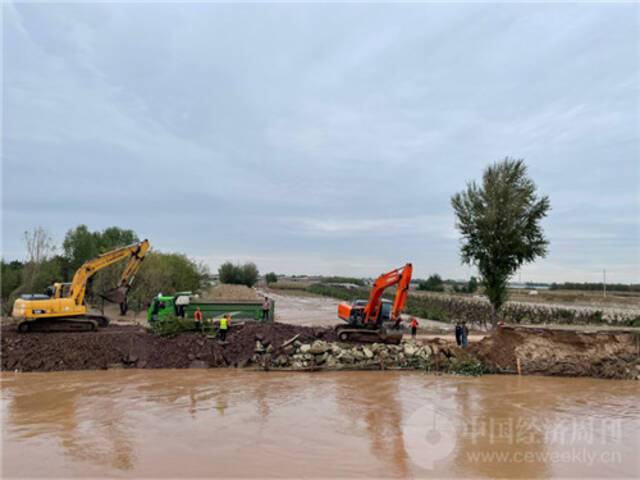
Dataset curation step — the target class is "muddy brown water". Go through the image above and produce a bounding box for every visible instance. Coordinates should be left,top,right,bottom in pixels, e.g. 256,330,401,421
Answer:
1,371,638,479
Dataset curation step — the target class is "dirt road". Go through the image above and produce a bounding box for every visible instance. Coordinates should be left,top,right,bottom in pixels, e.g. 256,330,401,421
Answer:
264,290,459,337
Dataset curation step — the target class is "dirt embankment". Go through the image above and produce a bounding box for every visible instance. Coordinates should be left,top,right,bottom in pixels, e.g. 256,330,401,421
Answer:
1,323,335,372
2,324,638,379
471,326,640,379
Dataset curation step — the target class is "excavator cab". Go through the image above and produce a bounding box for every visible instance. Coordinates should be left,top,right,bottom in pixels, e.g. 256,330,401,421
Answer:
45,283,72,299
341,299,392,327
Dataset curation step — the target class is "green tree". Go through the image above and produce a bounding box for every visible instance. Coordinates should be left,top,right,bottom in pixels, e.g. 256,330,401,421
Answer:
240,263,259,287
265,272,278,284
218,262,237,284
62,225,100,272
218,261,259,287
62,225,138,271
451,158,550,328
467,276,479,294
62,225,139,304
418,274,444,292
1,260,23,315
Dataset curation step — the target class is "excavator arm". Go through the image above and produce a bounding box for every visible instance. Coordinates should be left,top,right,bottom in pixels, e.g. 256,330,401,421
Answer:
100,240,150,310
69,239,150,308
363,263,413,324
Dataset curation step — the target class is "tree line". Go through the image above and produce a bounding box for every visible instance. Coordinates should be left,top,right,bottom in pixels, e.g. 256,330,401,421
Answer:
416,274,479,294
549,282,640,293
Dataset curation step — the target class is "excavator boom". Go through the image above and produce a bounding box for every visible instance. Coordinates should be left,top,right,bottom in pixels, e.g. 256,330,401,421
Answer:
363,263,413,324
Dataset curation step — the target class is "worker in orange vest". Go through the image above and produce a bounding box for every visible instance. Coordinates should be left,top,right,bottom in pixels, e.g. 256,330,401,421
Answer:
194,307,203,331
410,317,419,339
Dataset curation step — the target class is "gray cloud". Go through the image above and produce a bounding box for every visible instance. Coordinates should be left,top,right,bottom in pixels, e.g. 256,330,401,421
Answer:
2,2,639,282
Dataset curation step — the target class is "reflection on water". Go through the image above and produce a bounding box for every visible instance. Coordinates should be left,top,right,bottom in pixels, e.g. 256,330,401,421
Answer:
1,370,639,478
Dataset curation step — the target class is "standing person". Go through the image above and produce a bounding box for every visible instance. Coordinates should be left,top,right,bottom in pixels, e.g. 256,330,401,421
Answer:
461,321,469,348
455,322,463,346
219,314,230,341
194,307,203,331
410,316,419,339
262,296,271,321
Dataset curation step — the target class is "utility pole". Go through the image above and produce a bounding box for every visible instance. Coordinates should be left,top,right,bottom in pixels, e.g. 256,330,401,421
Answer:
603,269,607,298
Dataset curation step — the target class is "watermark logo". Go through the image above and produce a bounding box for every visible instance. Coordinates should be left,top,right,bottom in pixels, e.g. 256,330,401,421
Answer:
403,404,456,470
403,409,628,472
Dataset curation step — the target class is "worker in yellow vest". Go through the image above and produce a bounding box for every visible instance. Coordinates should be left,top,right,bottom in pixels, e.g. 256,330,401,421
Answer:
219,314,230,341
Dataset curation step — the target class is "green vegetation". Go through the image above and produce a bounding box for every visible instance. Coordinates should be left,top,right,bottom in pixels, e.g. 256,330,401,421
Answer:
63,225,138,272
445,357,490,376
147,313,218,336
320,276,365,286
149,314,196,336
550,282,640,293
268,281,309,291
307,283,369,301
218,262,259,287
417,274,445,292
452,158,550,327
454,276,479,294
265,272,278,284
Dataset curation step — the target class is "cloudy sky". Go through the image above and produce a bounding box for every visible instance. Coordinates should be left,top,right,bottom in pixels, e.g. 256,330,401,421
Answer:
3,2,639,282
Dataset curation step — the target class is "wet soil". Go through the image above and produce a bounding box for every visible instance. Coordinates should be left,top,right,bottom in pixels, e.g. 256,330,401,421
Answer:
1,322,335,372
471,326,640,379
2,323,638,379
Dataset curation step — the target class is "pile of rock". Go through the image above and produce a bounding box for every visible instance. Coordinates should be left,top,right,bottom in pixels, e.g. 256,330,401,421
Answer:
251,337,458,371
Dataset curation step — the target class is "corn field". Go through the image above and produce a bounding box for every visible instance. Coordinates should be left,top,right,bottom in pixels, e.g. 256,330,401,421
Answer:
307,284,640,327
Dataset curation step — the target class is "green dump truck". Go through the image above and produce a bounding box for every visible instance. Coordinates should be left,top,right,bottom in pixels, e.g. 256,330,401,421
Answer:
147,292,274,324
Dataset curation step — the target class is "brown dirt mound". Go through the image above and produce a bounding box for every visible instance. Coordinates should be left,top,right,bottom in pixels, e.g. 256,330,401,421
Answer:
201,284,262,301
470,326,640,379
1,322,336,372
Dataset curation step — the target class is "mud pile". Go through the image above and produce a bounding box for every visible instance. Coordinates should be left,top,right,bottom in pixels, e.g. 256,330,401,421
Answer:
471,326,640,379
201,284,263,301
1,323,336,372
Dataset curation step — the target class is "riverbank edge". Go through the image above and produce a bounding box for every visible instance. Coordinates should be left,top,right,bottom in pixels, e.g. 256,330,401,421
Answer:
2,325,638,380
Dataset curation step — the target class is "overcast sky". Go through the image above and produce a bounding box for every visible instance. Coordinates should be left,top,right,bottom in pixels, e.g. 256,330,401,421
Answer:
3,2,639,282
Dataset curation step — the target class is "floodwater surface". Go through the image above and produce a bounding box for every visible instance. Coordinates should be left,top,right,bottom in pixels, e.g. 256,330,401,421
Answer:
1,370,638,478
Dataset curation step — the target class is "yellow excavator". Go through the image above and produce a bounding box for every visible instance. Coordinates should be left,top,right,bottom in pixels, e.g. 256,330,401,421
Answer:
12,240,150,332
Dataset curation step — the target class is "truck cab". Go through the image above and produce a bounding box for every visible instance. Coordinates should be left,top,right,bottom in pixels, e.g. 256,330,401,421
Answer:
147,292,193,323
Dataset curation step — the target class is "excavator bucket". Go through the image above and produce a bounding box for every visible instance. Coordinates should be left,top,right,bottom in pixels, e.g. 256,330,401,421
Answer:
100,286,129,305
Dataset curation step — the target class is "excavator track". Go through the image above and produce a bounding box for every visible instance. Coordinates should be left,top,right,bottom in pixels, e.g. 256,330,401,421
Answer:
18,316,106,333
334,325,403,344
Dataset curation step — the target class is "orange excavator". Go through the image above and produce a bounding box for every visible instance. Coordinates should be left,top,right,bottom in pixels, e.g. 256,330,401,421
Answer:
336,263,412,344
